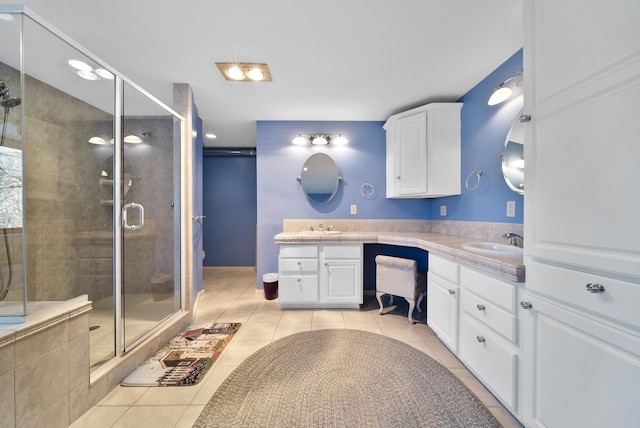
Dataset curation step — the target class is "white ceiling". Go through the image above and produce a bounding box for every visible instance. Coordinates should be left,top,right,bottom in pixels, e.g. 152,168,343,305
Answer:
0,0,522,147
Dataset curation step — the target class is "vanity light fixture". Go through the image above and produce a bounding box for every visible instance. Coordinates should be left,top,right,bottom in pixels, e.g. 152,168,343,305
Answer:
291,134,349,146
488,69,523,106
215,62,272,82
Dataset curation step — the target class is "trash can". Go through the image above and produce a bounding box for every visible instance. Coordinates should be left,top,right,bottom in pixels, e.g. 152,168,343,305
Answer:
263,273,278,300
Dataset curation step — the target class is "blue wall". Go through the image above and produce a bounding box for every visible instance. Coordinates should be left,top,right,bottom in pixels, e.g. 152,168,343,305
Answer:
436,49,525,222
256,121,431,284
203,155,257,266
255,49,524,286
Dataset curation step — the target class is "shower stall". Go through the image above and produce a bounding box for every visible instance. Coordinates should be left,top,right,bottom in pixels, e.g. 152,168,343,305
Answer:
0,7,184,373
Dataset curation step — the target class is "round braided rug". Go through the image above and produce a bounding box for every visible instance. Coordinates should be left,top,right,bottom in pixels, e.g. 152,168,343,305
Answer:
194,329,501,428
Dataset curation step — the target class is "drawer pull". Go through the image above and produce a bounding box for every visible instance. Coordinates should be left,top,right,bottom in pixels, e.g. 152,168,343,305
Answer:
476,304,486,311
476,336,486,343
520,301,533,310
448,289,456,295
586,283,605,294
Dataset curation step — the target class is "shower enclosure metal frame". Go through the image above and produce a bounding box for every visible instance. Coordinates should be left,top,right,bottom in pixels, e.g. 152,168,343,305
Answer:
0,6,186,373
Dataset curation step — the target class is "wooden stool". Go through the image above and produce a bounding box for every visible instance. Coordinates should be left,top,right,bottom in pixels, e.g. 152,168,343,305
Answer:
375,255,426,324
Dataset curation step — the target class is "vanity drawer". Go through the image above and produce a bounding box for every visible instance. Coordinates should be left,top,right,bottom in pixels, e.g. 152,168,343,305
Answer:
279,275,319,303
460,266,515,312
526,260,640,329
429,254,459,284
459,317,517,409
461,288,517,343
279,245,318,258
279,259,318,273
323,244,361,259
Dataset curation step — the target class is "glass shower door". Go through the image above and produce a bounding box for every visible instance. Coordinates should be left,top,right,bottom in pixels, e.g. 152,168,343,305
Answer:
120,82,181,350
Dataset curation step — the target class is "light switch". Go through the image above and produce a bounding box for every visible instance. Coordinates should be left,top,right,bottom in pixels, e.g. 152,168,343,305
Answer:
350,204,357,215
506,201,516,217
440,205,447,216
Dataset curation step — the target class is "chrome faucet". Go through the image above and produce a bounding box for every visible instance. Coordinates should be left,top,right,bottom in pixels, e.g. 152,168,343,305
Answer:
503,233,523,247
318,223,323,232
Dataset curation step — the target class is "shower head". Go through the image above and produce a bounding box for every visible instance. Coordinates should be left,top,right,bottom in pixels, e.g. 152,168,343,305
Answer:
0,97,21,108
0,78,20,110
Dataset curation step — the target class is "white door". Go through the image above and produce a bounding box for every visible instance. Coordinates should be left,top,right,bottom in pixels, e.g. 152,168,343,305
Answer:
524,0,640,277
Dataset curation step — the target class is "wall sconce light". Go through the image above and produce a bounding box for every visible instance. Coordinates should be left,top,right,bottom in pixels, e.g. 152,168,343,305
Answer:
215,62,272,82
488,69,523,106
88,132,154,145
291,134,349,146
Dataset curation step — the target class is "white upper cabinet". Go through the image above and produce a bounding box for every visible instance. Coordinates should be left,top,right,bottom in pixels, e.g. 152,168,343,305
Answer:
384,103,462,198
524,0,640,278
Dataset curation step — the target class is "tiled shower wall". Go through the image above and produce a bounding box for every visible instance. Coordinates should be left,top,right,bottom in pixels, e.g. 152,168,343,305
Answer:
0,62,176,305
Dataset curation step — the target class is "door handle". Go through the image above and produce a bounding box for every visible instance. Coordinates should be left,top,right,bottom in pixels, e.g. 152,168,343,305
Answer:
122,203,144,230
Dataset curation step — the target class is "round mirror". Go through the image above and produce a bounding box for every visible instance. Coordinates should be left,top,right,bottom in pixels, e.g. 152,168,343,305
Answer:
502,111,525,195
299,153,340,203
100,156,133,200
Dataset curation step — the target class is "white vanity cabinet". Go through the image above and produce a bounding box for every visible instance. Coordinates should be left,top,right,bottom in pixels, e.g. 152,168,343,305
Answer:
458,266,520,414
427,254,460,353
278,244,362,309
383,103,462,198
520,262,640,428
321,244,362,307
278,245,320,305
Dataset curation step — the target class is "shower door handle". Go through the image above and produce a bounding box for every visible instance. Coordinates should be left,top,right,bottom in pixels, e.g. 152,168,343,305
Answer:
122,203,145,230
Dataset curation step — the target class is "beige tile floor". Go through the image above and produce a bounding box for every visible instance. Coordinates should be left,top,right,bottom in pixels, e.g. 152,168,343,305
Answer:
71,267,523,428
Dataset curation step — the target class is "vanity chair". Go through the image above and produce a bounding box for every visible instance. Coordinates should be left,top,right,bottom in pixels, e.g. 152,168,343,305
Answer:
375,255,426,324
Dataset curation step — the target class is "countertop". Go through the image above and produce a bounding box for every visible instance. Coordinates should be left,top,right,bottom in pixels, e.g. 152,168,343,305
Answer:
274,231,525,282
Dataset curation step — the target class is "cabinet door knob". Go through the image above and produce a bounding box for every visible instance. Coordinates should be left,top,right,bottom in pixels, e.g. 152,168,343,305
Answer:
396,176,401,180
586,283,605,293
476,304,486,311
324,262,328,266
520,301,533,309
448,289,456,295
476,336,486,343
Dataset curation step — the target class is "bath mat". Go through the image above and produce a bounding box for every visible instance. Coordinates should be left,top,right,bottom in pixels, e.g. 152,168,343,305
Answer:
121,322,241,387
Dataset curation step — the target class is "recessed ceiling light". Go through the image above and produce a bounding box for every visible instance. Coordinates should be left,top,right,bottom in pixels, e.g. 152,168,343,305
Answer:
68,59,93,71
77,70,98,80
215,62,272,82
95,68,114,80
205,133,217,139
226,66,244,80
247,68,264,81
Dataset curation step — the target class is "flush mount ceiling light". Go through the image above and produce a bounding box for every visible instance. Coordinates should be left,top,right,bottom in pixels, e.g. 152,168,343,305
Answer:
67,58,114,81
215,62,272,82
488,69,523,106
291,134,349,146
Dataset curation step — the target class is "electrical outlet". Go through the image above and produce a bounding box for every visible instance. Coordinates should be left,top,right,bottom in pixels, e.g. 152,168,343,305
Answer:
440,205,447,216
506,201,516,217
350,204,357,215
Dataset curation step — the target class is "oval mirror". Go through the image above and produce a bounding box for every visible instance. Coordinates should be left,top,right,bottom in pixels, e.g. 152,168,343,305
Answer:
299,153,340,203
502,111,525,195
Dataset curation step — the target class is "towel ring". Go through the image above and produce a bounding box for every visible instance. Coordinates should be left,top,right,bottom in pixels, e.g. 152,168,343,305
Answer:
465,170,482,191
360,182,376,199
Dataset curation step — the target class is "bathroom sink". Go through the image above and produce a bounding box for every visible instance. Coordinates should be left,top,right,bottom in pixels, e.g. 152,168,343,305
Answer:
300,230,342,235
462,242,523,257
